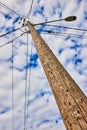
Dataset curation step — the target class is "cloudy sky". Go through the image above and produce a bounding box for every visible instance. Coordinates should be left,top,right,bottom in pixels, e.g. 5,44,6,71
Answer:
0,0,87,130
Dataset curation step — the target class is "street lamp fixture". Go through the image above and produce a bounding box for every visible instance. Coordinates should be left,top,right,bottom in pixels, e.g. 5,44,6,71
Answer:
65,16,77,22
33,16,77,26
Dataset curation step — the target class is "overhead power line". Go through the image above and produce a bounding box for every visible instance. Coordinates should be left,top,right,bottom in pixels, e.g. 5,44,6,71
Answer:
35,23,87,32
0,32,26,48
11,41,14,130
0,23,86,39
0,10,6,15
39,30,87,39
0,26,25,38
43,24,87,32
27,0,34,17
26,33,32,130
0,28,86,48
0,20,86,38
24,33,29,130
0,2,20,16
24,33,32,130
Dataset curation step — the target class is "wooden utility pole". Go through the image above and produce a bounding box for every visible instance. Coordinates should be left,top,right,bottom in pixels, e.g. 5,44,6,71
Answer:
27,21,87,130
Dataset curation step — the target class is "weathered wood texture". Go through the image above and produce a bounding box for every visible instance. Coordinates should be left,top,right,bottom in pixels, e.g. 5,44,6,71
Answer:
27,21,87,130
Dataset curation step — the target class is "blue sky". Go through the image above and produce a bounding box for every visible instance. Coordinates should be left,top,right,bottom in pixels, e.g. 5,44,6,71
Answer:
0,0,87,130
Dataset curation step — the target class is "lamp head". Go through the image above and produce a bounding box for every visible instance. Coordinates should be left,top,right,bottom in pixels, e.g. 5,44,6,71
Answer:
65,16,77,22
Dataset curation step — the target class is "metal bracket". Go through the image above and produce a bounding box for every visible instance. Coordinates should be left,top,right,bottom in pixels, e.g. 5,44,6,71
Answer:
18,17,29,32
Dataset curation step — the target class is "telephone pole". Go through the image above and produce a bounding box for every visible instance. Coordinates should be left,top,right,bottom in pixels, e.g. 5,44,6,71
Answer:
27,21,87,130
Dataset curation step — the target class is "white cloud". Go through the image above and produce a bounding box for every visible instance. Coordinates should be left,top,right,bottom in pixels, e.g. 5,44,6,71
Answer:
0,0,87,130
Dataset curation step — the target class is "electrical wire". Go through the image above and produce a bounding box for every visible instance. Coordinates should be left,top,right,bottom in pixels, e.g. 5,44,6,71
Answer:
27,0,34,17
1,1,87,129
26,33,32,130
0,23,86,38
43,24,87,32
24,33,32,130
38,29,86,36
0,2,20,16
0,28,86,48
24,33,29,130
33,19,87,32
26,33,29,130
0,10,6,15
0,25,76,38
39,30,87,39
11,41,14,130
0,26,25,38
0,32,26,48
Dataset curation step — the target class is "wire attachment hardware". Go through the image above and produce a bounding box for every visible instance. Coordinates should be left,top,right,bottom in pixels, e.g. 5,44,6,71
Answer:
19,17,30,32
19,17,29,26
